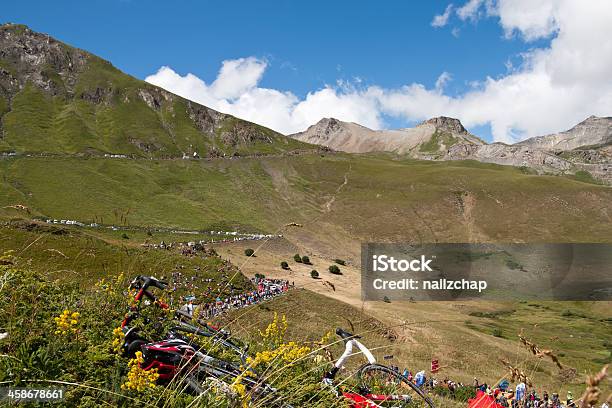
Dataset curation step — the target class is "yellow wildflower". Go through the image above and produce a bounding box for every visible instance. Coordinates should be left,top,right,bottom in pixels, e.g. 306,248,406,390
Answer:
54,309,79,336
111,326,125,354
121,351,159,392
259,312,288,346
247,341,311,370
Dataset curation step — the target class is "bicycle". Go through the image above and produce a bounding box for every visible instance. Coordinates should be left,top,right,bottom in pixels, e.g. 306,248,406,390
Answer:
120,275,283,403
121,275,248,362
323,328,435,408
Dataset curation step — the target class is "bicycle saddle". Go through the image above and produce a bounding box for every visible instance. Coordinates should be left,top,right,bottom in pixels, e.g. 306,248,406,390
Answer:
336,327,361,340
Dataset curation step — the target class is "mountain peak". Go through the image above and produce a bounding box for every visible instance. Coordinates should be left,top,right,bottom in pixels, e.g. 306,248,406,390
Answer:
0,22,93,97
315,117,342,126
1,23,63,46
578,115,611,125
291,114,483,154
307,117,350,135
0,24,316,158
417,116,467,134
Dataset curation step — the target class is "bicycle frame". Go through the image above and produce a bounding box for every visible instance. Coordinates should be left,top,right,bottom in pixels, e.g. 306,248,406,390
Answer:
121,275,169,328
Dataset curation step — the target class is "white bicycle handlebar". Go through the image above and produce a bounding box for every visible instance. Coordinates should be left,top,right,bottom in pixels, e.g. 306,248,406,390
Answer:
334,338,376,369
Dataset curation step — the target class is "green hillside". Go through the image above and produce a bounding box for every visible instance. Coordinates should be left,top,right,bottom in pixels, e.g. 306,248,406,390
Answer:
0,24,316,157
2,154,611,246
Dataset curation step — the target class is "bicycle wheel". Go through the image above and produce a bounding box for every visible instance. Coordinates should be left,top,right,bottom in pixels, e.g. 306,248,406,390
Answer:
356,364,435,408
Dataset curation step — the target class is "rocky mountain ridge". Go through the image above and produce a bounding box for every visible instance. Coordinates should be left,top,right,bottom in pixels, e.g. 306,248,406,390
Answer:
445,116,611,183
0,23,315,158
291,115,612,184
290,116,484,155
518,115,612,151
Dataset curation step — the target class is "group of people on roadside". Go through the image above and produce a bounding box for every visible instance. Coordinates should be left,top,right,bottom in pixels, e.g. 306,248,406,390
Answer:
470,378,599,407
179,277,290,319
395,369,603,408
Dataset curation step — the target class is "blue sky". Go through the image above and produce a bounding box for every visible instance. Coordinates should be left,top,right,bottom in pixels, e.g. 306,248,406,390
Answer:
3,1,611,141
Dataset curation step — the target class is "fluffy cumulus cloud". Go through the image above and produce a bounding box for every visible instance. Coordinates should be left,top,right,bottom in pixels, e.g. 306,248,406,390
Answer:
147,0,612,142
146,59,382,135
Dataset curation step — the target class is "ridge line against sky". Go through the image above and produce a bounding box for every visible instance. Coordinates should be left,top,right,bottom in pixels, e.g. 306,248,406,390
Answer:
3,0,612,143
144,0,612,143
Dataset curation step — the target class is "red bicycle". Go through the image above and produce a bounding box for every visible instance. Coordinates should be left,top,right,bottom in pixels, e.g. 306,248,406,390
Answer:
120,276,283,403
323,328,435,407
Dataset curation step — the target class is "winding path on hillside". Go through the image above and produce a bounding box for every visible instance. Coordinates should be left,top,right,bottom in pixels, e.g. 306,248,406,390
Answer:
324,164,351,213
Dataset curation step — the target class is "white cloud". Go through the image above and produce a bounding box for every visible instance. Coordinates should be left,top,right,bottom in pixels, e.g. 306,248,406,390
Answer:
146,1,612,142
456,0,559,40
435,72,452,91
146,62,382,134
456,0,485,21
495,0,558,40
209,57,266,99
431,4,454,28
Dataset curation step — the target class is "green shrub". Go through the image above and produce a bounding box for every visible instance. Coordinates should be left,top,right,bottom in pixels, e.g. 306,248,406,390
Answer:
333,259,346,266
121,233,129,239
293,254,302,263
310,270,319,279
492,328,503,337
244,248,255,257
504,258,523,270
301,256,311,265
281,261,290,270
455,386,477,401
328,265,341,275
469,310,515,319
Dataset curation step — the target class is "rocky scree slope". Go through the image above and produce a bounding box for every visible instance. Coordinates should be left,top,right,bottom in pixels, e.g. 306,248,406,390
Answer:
446,116,612,183
290,116,484,156
292,114,612,184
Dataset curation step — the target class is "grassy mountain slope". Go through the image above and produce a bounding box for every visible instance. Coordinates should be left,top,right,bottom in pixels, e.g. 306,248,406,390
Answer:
2,154,611,246
2,223,608,399
0,24,315,157
0,220,252,290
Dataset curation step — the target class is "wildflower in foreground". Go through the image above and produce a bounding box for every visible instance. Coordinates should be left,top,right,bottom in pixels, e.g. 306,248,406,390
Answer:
54,310,79,336
95,272,124,294
259,312,288,346
121,351,159,392
247,341,311,370
111,326,125,354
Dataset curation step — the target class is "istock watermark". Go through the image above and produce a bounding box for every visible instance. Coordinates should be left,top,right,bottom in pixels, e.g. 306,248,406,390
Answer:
372,255,434,272
361,243,612,301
